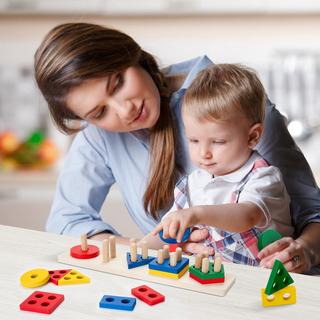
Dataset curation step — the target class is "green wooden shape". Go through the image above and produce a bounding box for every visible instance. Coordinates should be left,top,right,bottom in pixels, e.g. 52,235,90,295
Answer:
189,263,224,280
258,229,282,251
265,259,294,295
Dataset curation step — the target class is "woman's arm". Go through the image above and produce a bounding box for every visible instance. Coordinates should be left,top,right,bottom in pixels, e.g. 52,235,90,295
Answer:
256,100,320,272
257,100,320,234
90,232,130,245
296,223,320,269
47,125,119,236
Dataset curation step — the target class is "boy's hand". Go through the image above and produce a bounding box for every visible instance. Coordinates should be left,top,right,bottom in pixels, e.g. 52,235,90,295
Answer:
181,228,214,255
151,208,199,243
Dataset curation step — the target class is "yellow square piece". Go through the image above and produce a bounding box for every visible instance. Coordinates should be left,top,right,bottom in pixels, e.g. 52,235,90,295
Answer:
149,264,189,279
58,269,90,285
261,285,296,307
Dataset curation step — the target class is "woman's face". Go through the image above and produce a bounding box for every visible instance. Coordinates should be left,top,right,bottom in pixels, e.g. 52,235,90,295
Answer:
66,66,161,132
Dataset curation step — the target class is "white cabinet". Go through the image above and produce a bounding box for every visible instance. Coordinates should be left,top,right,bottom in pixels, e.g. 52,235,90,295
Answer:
0,0,105,14
0,172,56,231
0,172,143,238
2,0,320,16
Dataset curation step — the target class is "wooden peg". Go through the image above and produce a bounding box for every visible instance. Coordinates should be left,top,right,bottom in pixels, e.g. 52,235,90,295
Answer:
201,257,209,273
202,251,209,258
102,239,110,263
175,247,182,261
109,235,116,258
81,234,88,251
163,245,169,259
195,253,203,269
130,240,137,262
157,249,164,264
214,253,222,272
141,240,148,259
169,252,177,267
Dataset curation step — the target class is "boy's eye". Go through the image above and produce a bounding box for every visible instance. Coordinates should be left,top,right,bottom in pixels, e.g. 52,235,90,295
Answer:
213,140,226,144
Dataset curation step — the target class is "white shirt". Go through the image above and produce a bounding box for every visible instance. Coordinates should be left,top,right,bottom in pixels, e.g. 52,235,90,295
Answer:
166,152,294,239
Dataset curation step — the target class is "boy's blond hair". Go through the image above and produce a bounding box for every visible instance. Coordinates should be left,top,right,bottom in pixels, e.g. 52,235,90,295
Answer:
183,64,266,124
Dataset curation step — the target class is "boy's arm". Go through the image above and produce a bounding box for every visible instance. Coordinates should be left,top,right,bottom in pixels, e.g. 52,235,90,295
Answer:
193,202,265,233
152,202,265,242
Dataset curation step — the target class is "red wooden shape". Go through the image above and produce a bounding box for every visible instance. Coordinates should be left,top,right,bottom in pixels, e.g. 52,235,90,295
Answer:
131,285,165,306
20,291,64,314
189,272,225,284
48,269,72,285
70,244,99,259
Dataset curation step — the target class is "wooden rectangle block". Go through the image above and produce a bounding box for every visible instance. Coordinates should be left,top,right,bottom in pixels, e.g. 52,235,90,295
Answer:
58,243,235,297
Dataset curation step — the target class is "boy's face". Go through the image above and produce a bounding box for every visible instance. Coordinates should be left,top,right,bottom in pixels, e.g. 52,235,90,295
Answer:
183,111,262,176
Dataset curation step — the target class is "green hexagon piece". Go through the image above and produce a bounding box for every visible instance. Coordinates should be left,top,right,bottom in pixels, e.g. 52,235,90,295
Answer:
189,262,224,280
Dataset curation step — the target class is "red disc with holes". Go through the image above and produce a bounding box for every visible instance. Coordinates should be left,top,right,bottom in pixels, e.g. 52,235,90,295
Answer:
70,245,99,259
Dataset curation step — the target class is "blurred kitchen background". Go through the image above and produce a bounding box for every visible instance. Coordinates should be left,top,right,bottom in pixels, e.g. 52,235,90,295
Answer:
0,0,320,238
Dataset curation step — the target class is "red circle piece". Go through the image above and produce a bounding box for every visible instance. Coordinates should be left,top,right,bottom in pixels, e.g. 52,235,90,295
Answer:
70,245,100,259
169,243,179,252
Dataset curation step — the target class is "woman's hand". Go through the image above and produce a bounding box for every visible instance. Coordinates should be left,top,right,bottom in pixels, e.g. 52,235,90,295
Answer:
258,237,312,273
151,208,199,243
90,232,131,246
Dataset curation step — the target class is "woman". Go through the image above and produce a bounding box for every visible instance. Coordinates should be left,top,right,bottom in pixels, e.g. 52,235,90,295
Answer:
34,22,320,274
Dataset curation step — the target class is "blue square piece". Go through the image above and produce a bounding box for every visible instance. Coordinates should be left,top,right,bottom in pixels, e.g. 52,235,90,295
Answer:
126,252,155,269
148,257,189,274
99,295,136,311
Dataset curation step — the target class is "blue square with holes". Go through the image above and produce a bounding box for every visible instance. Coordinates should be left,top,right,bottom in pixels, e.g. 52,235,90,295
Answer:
99,295,136,311
148,257,189,274
126,252,155,269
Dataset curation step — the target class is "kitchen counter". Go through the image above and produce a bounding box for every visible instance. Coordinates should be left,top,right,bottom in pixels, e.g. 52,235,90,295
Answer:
0,171,143,238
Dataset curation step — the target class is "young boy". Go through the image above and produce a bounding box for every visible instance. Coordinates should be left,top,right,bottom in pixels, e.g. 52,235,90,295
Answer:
150,64,294,266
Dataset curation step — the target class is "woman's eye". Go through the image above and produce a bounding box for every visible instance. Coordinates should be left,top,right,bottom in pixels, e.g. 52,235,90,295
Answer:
189,139,198,143
112,73,124,93
94,106,107,119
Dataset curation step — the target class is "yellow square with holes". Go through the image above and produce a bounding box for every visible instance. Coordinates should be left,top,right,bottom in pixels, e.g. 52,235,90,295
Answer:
261,285,296,307
149,264,189,279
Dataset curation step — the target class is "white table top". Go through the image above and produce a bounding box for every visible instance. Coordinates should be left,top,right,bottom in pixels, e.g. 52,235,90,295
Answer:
1,224,319,320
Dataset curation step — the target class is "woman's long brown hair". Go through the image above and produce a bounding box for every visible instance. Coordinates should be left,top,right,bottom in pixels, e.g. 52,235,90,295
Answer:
34,23,182,220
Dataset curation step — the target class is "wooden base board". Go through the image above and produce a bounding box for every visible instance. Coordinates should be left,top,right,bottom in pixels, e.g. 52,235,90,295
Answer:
58,244,235,297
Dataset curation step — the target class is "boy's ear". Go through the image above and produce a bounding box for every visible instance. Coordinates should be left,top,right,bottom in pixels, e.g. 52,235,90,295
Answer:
248,123,263,148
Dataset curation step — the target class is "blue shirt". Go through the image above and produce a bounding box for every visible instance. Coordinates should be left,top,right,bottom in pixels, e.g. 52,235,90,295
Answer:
47,56,320,238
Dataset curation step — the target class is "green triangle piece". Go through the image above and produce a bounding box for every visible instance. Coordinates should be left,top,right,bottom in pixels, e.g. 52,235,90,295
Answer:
265,259,294,295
